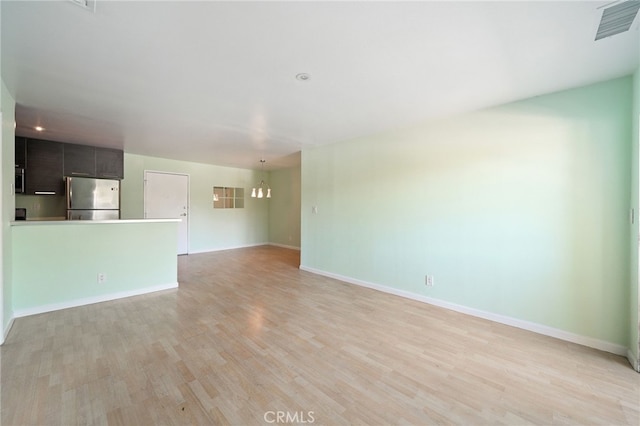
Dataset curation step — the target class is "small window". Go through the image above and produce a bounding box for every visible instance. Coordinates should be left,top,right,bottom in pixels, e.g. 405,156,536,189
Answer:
214,186,244,209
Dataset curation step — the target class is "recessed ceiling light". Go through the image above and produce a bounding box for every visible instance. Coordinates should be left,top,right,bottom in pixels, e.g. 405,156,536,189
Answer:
34,126,44,132
295,73,311,81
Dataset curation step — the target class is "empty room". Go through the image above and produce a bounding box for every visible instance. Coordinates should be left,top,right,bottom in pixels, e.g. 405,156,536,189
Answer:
1,1,639,425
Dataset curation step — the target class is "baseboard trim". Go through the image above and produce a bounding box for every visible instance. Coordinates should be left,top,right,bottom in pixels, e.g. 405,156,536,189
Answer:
300,265,628,357
12,282,179,319
188,243,267,254
268,243,301,251
1,315,15,345
189,243,301,254
628,349,640,372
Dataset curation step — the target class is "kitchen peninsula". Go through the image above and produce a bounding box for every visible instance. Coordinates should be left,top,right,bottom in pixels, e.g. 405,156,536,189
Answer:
11,218,180,318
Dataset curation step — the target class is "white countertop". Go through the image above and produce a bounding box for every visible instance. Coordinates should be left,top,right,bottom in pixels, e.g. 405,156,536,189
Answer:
11,218,181,226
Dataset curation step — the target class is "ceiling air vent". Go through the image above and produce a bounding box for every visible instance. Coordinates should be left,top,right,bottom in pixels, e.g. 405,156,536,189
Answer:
595,0,640,40
68,0,96,13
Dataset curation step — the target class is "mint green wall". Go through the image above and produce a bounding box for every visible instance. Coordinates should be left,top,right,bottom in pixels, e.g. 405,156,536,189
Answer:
121,153,269,253
1,78,15,336
12,222,177,313
269,165,301,248
302,76,632,347
632,65,640,369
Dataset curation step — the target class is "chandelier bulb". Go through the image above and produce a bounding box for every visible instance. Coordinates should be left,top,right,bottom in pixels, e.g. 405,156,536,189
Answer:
253,159,272,199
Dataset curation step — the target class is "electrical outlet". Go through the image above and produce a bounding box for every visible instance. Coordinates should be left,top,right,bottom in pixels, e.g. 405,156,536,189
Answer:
97,273,107,284
425,275,434,287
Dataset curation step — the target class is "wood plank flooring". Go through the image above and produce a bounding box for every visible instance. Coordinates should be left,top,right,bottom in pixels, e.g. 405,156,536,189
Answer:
1,246,639,425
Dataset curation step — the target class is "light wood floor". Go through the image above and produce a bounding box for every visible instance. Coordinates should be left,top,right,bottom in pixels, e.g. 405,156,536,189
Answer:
1,246,639,425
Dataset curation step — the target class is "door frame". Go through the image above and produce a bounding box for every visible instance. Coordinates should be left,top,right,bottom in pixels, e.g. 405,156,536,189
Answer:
143,170,190,255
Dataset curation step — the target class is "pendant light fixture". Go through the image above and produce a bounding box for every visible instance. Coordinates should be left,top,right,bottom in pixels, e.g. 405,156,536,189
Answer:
251,159,271,199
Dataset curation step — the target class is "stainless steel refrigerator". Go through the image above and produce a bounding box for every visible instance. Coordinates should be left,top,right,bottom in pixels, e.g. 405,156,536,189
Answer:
66,177,120,220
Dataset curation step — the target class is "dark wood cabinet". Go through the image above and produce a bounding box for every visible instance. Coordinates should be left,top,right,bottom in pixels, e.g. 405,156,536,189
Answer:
15,137,26,169
64,143,96,177
96,147,124,179
16,137,123,194
25,138,64,195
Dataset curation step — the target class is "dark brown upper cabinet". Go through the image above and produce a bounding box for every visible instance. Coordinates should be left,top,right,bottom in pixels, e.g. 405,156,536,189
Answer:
96,147,124,179
25,138,64,195
15,137,26,169
64,143,96,177
16,137,124,192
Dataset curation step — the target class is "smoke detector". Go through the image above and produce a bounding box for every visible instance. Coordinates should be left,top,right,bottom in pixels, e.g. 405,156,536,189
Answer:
595,0,640,40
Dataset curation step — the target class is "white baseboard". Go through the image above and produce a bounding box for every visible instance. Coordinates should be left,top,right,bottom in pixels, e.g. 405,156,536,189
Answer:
628,349,640,372
12,282,179,319
268,242,301,251
188,242,267,254
1,315,15,345
299,265,628,357
190,243,300,254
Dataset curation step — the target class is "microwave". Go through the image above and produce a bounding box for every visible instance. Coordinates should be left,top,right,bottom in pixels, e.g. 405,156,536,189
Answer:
15,167,24,194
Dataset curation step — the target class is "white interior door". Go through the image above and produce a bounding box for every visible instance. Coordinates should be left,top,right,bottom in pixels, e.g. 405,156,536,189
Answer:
144,171,189,255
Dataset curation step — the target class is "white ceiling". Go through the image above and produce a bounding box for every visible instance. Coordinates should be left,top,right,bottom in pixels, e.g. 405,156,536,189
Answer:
2,1,639,170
